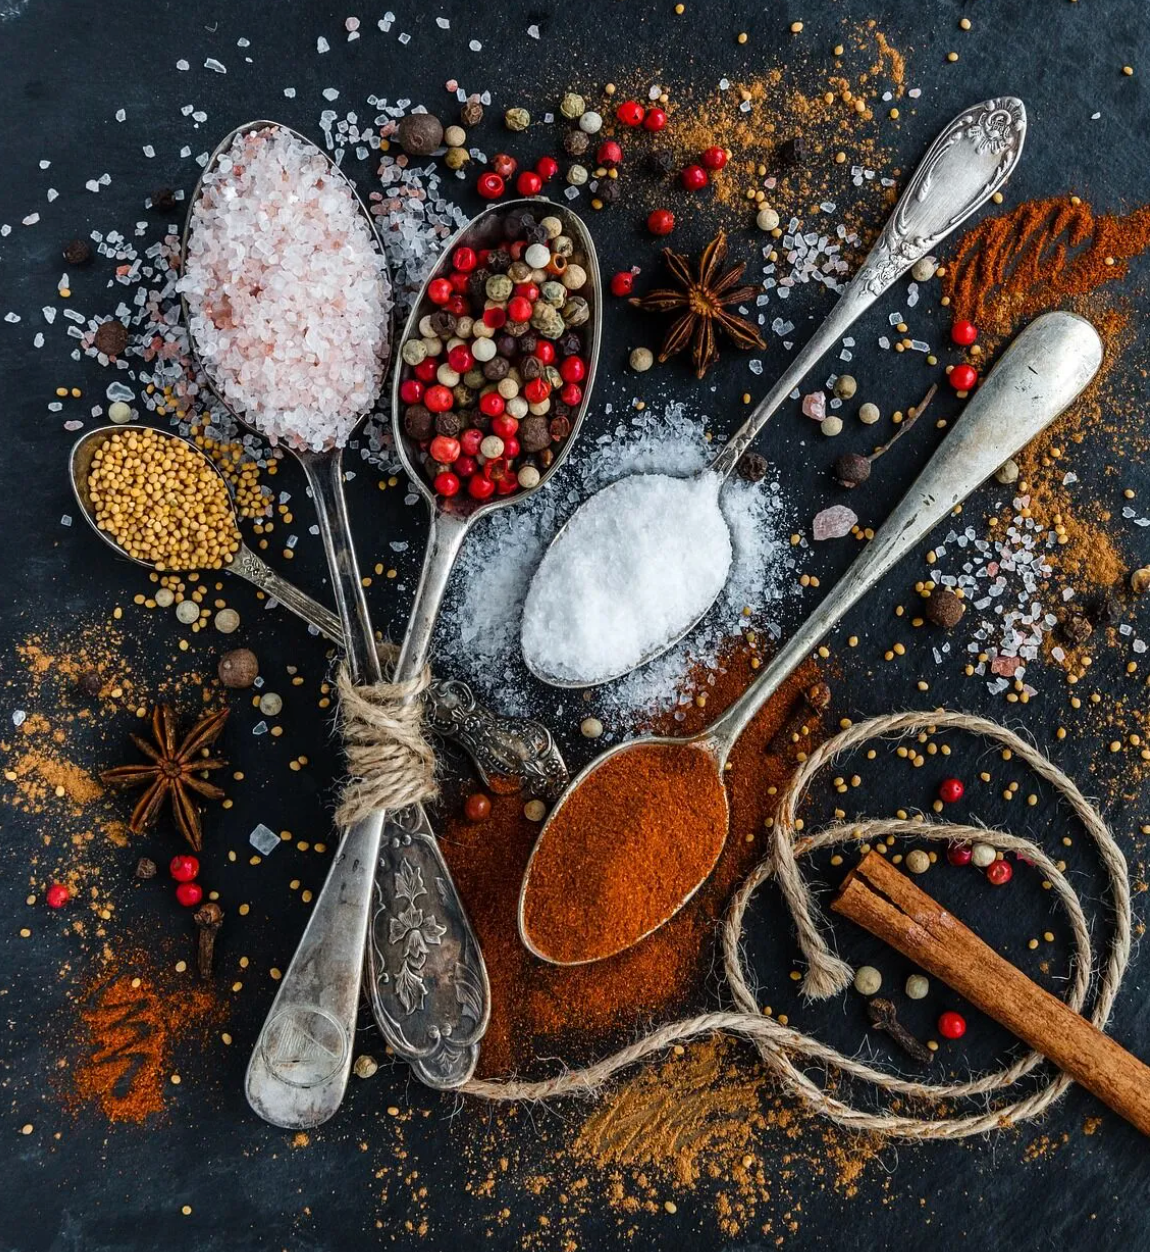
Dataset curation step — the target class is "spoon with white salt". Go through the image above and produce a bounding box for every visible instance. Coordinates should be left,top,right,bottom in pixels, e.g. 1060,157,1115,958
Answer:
519,311,1103,965
521,97,1027,688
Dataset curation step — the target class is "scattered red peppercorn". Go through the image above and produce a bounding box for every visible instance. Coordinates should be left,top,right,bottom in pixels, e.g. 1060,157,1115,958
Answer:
45,883,71,909
433,471,460,497
986,858,1013,886
559,356,587,384
946,842,973,866
610,271,634,297
476,171,505,199
452,246,478,272
949,363,978,391
616,100,645,127
491,414,519,439
447,344,474,373
175,881,204,908
464,792,492,822
447,270,470,294
680,164,709,192
938,777,965,803
644,106,668,132
491,153,518,179
516,170,543,196
460,427,483,456
427,277,453,306
597,140,623,168
535,155,559,182
533,341,556,365
169,854,200,883
647,208,675,235
478,391,505,418
937,1010,967,1040
951,318,978,346
701,145,728,170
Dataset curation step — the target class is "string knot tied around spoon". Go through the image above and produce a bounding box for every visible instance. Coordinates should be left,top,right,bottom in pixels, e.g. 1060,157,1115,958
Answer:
335,645,439,827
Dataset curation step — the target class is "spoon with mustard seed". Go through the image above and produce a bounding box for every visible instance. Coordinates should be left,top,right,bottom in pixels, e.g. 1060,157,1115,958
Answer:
519,312,1102,966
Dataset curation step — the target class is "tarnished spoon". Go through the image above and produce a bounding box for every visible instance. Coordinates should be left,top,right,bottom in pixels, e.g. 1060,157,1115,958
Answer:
520,97,1028,688
68,424,568,798
519,311,1103,964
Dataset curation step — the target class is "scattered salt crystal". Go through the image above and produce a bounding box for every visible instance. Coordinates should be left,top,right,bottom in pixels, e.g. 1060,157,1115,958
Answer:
249,823,280,855
801,391,826,420
527,23,541,38
176,59,189,70
469,38,482,50
12,710,26,728
812,505,856,541
323,87,340,101
317,36,330,52
22,212,40,226
346,16,360,30
283,87,296,98
435,16,449,28
204,58,227,73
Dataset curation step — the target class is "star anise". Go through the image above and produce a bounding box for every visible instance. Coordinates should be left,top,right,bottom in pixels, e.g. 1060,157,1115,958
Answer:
629,229,766,378
101,705,228,852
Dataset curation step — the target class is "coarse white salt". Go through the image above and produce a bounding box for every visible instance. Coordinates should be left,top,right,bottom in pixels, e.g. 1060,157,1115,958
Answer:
179,125,391,451
521,472,734,685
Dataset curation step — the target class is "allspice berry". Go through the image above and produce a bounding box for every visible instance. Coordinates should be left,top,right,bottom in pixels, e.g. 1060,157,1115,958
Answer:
397,112,444,156
737,451,769,483
1130,567,1150,595
77,668,103,697
93,319,129,357
833,452,871,488
218,648,259,688
62,238,93,266
924,588,965,628
460,99,484,127
135,857,158,880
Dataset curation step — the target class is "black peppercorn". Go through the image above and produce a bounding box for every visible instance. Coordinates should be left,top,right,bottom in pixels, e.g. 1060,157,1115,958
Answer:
428,310,457,338
435,411,464,438
736,452,769,483
461,99,484,127
776,135,809,167
519,416,552,453
526,221,551,245
550,399,572,421
646,149,675,176
397,112,444,156
520,355,545,381
596,178,621,205
486,247,512,274
564,130,590,158
833,452,871,488
557,330,582,356
62,238,92,266
518,331,539,355
151,186,177,212
483,356,510,381
135,857,158,880
495,334,517,357
93,319,129,357
77,668,103,697
503,211,534,241
924,588,966,629
549,416,572,441
404,404,434,441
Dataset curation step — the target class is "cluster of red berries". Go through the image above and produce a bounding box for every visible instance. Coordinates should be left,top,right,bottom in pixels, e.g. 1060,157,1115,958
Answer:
947,318,980,392
680,144,729,193
615,99,667,131
477,152,562,201
170,853,205,907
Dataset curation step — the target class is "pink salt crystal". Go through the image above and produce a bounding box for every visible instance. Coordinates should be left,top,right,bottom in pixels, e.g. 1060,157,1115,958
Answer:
990,655,1021,677
345,16,360,30
801,391,827,420
812,505,857,541
445,79,459,92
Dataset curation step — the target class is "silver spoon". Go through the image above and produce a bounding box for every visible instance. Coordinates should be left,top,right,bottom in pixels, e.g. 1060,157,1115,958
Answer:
68,424,568,798
518,311,1103,964
176,119,482,1126
520,97,1028,689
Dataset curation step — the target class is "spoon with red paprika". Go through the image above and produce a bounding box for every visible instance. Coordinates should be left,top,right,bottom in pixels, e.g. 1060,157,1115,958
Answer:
519,311,1103,965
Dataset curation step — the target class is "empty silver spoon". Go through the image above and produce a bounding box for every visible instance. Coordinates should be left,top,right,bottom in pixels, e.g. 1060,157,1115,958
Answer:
68,424,568,798
519,311,1102,964
520,97,1027,688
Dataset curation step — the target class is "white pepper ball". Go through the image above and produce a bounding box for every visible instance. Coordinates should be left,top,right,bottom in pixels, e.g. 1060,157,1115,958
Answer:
418,315,437,338
506,396,529,419
527,399,551,417
905,848,931,875
524,243,551,269
214,608,240,634
578,110,603,134
820,415,843,437
566,163,589,186
401,339,428,366
853,965,882,996
443,125,467,148
523,799,547,821
911,255,938,282
833,374,857,400
421,335,443,356
562,264,588,290
517,465,541,490
175,600,199,625
756,207,780,231
436,365,460,387
629,346,654,372
480,435,505,459
455,316,474,339
108,400,133,423
995,458,1019,484
258,691,283,717
858,402,881,425
971,842,997,868
539,215,563,240
497,377,519,399
471,337,496,363
154,587,175,608
471,320,495,341
905,973,930,1000
580,716,604,738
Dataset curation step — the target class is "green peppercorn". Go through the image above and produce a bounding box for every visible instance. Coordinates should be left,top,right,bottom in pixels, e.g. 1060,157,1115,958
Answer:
504,107,531,132
559,92,586,120
444,146,469,170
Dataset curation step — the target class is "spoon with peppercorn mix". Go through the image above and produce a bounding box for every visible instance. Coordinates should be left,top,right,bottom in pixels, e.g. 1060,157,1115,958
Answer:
519,311,1103,965
520,97,1028,689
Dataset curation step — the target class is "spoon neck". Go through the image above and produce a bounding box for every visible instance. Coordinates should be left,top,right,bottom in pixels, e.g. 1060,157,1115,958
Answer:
394,507,468,689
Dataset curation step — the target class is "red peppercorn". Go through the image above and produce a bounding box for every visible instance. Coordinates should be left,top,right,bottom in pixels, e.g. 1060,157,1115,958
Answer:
464,792,492,821
523,378,551,405
701,145,728,170
447,344,474,373
429,435,461,463
491,414,519,438
516,170,543,196
453,455,477,478
560,355,586,383
616,100,645,127
433,471,460,497
477,171,505,200
647,208,675,235
428,277,453,306
170,854,200,883
986,858,1013,886
681,164,709,192
610,271,634,297
411,360,435,385
951,318,978,346
424,385,454,413
445,294,469,317
452,246,478,273
491,153,518,178
533,341,556,365
535,155,559,182
496,474,519,495
597,140,623,168
949,363,978,392
938,777,965,804
937,1010,967,1040
45,883,71,909
468,474,496,500
399,378,424,405
447,270,470,294
478,391,505,417
560,382,583,406
460,427,484,456
502,436,520,459
507,295,533,323
513,281,540,301
483,307,507,329
175,881,204,908
644,106,668,132
946,842,973,866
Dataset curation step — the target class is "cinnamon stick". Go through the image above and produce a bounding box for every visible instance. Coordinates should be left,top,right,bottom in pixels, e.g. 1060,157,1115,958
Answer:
832,850,1150,1137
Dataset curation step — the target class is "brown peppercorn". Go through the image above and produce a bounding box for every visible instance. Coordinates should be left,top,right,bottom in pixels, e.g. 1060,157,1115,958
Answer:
93,320,129,357
646,149,675,176
1059,613,1093,646
461,99,484,127
776,135,810,167
596,179,621,206
397,112,444,156
737,451,770,483
77,668,103,697
519,416,552,453
924,588,965,629
218,648,259,689
833,452,871,488
62,238,92,266
135,857,157,880
549,416,572,441
151,186,177,212
428,310,457,338
404,405,434,441
563,130,590,157
520,355,545,381
483,356,511,381
1130,567,1150,595
435,410,464,438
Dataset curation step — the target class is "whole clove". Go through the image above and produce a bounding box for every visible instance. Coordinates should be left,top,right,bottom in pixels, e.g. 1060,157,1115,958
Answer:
867,996,933,1064
830,384,937,490
768,681,831,755
194,902,224,979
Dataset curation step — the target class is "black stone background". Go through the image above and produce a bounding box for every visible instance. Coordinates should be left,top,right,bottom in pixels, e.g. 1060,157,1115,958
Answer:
2,0,1150,1249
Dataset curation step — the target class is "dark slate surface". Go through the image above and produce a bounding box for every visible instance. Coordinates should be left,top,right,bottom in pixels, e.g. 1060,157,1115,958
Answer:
1,1,1149,1249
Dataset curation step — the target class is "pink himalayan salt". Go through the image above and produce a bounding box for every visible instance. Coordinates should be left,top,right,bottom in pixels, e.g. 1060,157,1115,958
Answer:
812,505,857,541
801,391,827,420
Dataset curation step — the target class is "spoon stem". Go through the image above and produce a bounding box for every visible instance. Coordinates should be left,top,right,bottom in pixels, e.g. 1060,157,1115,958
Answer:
395,508,469,685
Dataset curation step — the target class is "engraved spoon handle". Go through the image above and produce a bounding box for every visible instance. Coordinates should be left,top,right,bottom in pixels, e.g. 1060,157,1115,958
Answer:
709,97,1027,481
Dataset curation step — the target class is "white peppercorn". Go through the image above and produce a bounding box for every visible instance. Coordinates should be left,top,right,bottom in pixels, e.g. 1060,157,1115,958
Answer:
108,400,132,423
853,965,882,995
154,587,175,608
905,848,931,874
480,435,505,459
258,691,283,717
517,465,541,489
905,974,930,1000
443,125,467,148
524,242,551,269
471,337,496,362
971,842,997,868
820,415,843,437
214,608,240,634
858,402,881,425
504,107,531,131
995,458,1019,484
175,600,199,625
562,263,587,290
755,207,780,231
911,255,938,282
629,346,655,372
539,215,563,240
578,111,602,134
436,365,460,388
580,716,604,738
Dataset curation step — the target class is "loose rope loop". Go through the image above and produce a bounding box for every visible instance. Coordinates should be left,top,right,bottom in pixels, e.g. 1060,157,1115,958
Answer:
464,709,1133,1141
